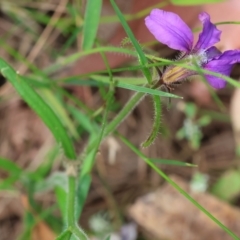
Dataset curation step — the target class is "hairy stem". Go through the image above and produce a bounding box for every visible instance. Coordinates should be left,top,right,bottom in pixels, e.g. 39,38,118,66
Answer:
71,225,88,240
67,174,89,240
141,95,161,147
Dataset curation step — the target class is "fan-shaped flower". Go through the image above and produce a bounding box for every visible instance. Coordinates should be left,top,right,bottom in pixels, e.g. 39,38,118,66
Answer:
145,9,240,89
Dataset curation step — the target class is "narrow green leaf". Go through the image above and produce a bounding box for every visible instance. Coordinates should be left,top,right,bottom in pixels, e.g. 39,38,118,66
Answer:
0,159,23,189
38,89,79,139
101,2,168,23
0,59,76,160
109,82,181,98
150,159,197,167
142,95,161,147
68,105,99,134
43,46,138,74
170,0,223,5
90,74,146,85
78,82,114,219
80,137,98,177
110,0,152,83
55,185,67,223
80,88,114,177
0,175,20,190
0,158,22,175
82,0,102,50
65,79,181,98
77,174,91,217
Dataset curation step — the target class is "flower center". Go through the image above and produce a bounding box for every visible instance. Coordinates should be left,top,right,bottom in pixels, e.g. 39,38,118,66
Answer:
187,51,208,66
161,50,208,84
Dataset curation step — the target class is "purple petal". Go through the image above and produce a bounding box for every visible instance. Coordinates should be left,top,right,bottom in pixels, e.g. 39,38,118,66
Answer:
204,50,240,89
145,9,193,51
194,12,221,51
205,46,222,60
211,50,240,64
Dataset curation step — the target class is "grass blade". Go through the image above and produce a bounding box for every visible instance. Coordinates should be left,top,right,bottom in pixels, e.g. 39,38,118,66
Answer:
82,0,102,50
38,88,79,139
150,159,197,167
0,59,76,160
171,0,222,5
64,78,181,98
110,0,152,84
76,174,91,217
0,158,22,175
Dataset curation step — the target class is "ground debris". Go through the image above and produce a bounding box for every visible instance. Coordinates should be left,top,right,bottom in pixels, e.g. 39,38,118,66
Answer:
129,175,240,240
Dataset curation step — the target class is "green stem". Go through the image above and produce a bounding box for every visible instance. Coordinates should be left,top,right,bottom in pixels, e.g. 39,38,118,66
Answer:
67,176,76,227
104,90,145,137
67,175,89,240
141,95,161,147
71,226,88,240
83,90,146,157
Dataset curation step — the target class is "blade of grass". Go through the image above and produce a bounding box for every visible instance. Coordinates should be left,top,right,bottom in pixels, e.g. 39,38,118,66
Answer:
82,0,102,50
0,175,20,190
63,78,181,98
76,174,91,217
171,0,222,5
43,46,139,74
0,59,76,160
150,159,197,167
68,106,99,134
101,1,168,23
80,86,115,177
55,185,67,223
38,88,79,139
0,158,23,175
111,0,152,83
90,74,146,85
78,64,115,219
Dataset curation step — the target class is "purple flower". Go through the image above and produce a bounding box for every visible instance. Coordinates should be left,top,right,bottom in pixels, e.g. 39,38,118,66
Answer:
145,9,240,89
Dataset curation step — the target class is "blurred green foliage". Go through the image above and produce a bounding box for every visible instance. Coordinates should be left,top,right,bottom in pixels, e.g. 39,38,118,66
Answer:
0,0,239,239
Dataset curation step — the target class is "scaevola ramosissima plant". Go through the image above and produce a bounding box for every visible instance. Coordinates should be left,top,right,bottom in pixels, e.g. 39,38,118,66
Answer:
145,9,240,89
